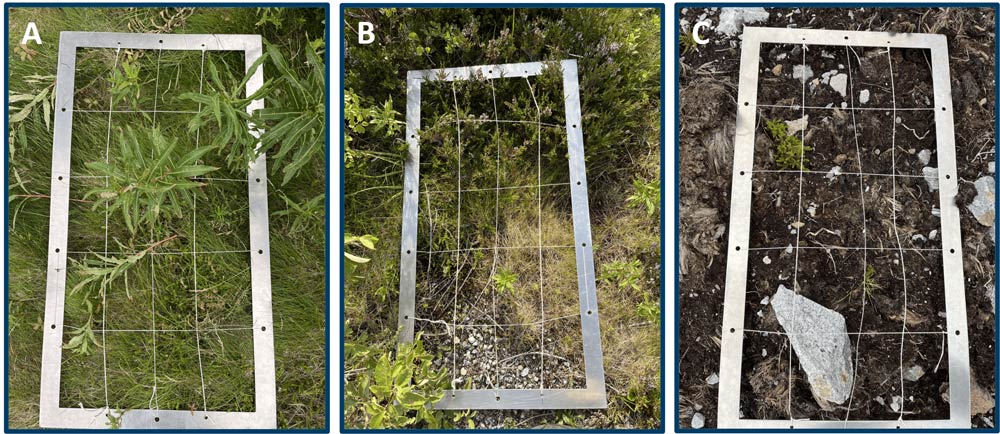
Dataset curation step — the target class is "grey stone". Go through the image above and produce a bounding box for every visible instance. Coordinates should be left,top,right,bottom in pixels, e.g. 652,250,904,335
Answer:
918,149,932,165
691,412,705,429
829,73,848,97
903,365,925,382
793,65,814,83
923,167,939,192
859,89,870,104
716,8,769,36
771,285,854,405
968,176,995,227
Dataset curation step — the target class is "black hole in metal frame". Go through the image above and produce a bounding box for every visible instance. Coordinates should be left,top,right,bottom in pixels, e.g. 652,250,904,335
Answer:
258,249,263,254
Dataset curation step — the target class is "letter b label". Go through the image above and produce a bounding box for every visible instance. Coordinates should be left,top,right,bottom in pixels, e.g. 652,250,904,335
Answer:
358,22,374,44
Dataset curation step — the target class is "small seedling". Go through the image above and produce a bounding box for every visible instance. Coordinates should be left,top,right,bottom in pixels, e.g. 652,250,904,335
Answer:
493,267,517,295
626,177,660,217
765,119,811,170
680,31,698,56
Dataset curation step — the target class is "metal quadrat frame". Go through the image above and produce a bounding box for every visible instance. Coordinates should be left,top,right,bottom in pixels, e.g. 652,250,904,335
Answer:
40,32,276,429
397,60,607,410
718,27,970,429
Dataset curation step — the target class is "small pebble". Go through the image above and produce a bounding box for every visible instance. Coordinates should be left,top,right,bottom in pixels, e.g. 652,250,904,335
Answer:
691,412,705,429
706,373,719,385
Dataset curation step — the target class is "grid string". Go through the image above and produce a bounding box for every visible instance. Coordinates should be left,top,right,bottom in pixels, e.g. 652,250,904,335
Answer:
489,78,502,391
451,82,462,394
148,47,162,415
99,45,123,413
525,76,546,391
786,42,808,421
192,46,210,414
887,46,911,420
843,45,870,426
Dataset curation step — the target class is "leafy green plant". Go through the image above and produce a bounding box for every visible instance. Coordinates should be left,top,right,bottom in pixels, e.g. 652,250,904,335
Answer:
492,267,517,295
83,127,217,234
181,54,269,171
8,74,54,129
110,58,142,109
66,235,177,356
254,41,327,185
63,314,99,355
274,192,324,234
766,119,811,170
600,259,644,291
626,177,660,217
636,294,660,324
345,234,378,282
345,332,449,428
680,31,698,55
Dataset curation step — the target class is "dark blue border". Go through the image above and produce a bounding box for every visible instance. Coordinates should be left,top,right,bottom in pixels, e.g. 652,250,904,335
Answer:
338,3,665,433
674,3,1000,433
3,3,331,433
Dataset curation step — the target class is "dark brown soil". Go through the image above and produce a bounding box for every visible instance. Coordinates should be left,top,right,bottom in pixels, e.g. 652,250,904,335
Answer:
680,7,996,428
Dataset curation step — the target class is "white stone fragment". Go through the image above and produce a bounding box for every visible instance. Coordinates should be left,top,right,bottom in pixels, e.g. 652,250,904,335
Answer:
826,166,842,180
785,115,809,136
929,229,938,240
891,395,903,412
716,8,769,36
761,296,771,305
829,73,848,97
922,167,939,192
968,176,996,227
691,412,706,429
793,65,814,83
918,149,932,165
770,285,854,405
903,365,925,382
763,256,772,265
859,89,870,105
706,373,720,385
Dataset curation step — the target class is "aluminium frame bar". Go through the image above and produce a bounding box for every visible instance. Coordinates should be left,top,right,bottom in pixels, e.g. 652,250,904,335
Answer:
718,27,969,429
40,32,275,429
398,60,607,410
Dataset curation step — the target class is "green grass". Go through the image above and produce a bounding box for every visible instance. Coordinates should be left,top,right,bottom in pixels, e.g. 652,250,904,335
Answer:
344,8,661,429
7,7,326,428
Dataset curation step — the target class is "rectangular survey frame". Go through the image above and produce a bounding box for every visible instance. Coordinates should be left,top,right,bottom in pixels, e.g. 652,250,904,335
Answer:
717,27,969,429
397,60,607,410
40,32,275,429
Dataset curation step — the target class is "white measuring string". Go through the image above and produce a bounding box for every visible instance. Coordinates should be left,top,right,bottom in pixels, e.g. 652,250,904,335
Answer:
150,46,166,415
419,245,574,255
785,42,808,421
192,46,210,414
886,45,911,420
755,103,934,112
524,76,546,392
844,45,871,426
752,169,925,179
456,118,564,129
422,182,571,195
489,77,502,392
451,82,462,394
99,45,123,412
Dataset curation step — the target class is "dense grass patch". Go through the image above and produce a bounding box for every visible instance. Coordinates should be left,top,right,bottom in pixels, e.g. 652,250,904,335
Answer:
7,7,326,428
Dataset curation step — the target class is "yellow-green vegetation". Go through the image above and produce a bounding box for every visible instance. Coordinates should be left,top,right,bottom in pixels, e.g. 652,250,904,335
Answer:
7,7,326,428
680,31,698,56
766,118,811,170
344,7,661,429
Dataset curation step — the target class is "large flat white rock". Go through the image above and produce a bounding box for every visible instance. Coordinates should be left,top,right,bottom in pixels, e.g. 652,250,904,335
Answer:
771,285,854,405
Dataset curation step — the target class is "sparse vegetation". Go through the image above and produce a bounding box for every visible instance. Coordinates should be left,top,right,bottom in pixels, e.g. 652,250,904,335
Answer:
766,118,811,170
344,6,661,429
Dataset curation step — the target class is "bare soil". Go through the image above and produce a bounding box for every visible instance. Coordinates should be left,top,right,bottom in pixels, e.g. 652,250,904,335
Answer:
679,7,996,428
